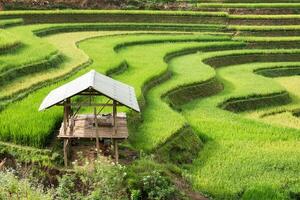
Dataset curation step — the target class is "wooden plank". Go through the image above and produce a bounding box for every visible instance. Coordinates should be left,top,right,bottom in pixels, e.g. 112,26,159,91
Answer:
58,114,128,139
58,132,128,139
58,103,123,107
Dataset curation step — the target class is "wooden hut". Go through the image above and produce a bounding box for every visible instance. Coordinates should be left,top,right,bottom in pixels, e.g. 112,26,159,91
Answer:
39,70,140,166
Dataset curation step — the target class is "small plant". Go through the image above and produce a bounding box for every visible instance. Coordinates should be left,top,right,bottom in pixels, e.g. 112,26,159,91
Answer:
130,189,141,200
141,170,176,200
86,157,128,200
55,174,79,200
126,156,178,200
58,156,128,200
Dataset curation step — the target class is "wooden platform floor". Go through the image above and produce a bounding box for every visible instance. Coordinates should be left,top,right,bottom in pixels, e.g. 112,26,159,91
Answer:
58,113,128,139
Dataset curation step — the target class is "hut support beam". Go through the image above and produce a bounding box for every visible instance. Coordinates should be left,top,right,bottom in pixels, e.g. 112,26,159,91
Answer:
113,100,117,135
63,139,69,167
63,98,71,136
94,107,100,154
112,101,119,163
63,105,67,135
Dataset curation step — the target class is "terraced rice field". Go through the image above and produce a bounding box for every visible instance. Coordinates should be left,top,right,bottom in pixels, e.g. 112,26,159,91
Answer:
0,4,300,199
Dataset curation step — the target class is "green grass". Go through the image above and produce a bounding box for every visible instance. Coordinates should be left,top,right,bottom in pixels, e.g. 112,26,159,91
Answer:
0,140,60,166
230,14,300,19
0,18,23,27
179,61,300,199
0,26,58,78
122,47,215,150
1,29,300,199
80,36,242,150
0,8,300,200
108,41,300,198
211,61,289,106
1,22,224,101
0,9,228,17
0,29,20,52
0,31,117,103
233,36,300,42
0,33,233,147
124,47,300,198
81,35,300,199
229,25,300,31
243,74,300,129
133,50,300,150
197,3,300,8
0,11,228,26
33,23,226,36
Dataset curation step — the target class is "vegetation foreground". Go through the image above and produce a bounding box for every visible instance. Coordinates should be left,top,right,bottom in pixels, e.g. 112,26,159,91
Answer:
0,5,300,200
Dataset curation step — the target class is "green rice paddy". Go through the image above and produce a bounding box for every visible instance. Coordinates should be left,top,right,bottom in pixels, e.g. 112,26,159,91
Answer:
0,3,300,199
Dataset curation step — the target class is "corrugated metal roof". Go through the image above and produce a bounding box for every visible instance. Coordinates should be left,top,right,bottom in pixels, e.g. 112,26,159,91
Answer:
39,70,140,112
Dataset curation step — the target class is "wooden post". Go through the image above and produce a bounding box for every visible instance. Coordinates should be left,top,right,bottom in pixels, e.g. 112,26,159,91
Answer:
63,102,68,136
63,139,69,167
113,139,119,163
66,98,73,135
94,107,100,154
63,99,71,167
113,100,117,135
66,98,71,125
67,98,72,117
112,101,118,163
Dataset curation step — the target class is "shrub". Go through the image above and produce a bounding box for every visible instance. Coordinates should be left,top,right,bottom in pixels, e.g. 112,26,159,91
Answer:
56,156,128,200
141,170,176,200
55,175,78,200
0,141,62,167
130,189,141,200
126,156,178,200
85,158,128,200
